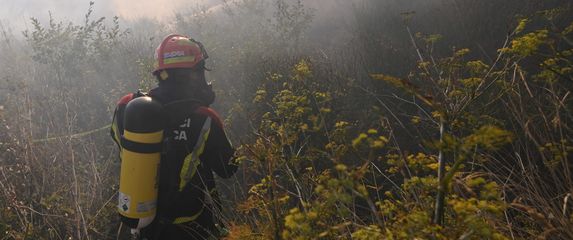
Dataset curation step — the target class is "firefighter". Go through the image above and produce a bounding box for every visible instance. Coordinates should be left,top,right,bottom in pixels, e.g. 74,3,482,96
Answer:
111,34,238,239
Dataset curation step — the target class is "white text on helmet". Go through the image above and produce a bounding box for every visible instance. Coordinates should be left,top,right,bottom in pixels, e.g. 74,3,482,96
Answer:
163,51,186,59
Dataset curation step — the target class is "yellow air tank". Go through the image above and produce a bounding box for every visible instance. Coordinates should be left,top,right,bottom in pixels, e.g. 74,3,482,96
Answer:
118,96,163,230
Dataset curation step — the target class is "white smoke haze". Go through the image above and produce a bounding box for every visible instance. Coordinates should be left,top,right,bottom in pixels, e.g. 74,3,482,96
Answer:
0,0,111,31
111,0,223,20
0,0,361,33
0,0,223,33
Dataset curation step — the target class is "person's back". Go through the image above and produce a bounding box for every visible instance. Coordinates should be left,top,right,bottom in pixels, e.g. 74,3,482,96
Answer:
111,34,238,239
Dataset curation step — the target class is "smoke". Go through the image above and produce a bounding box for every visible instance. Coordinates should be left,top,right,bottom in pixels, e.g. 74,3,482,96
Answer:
0,0,224,33
0,0,114,33
111,0,218,21
0,0,352,30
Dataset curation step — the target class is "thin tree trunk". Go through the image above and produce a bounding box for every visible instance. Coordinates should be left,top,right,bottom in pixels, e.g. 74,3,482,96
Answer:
433,119,447,225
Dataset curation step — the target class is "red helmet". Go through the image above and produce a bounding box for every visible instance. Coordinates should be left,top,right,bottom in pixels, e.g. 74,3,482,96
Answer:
153,34,208,73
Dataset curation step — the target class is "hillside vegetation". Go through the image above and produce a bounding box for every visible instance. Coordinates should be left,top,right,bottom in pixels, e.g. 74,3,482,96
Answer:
0,0,572,239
